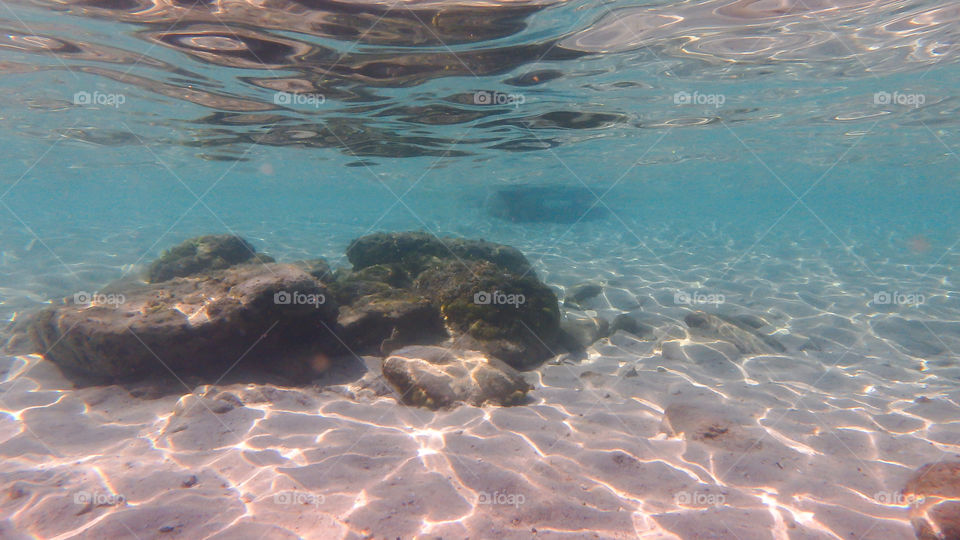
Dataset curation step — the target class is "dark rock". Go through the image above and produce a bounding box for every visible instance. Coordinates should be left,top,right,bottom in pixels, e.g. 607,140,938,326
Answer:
684,311,785,355
327,264,412,306
445,237,533,276
559,314,609,349
486,184,607,224
382,345,532,409
731,314,769,330
27,263,339,380
414,260,561,369
146,235,273,283
291,259,334,282
345,231,532,277
903,461,960,540
337,291,447,356
610,314,655,339
563,282,603,308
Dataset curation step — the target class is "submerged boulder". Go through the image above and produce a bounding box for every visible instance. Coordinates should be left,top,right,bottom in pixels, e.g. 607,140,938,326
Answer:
486,184,607,224
610,313,655,339
337,291,447,356
339,231,564,369
559,313,610,349
903,461,960,540
345,231,532,276
684,311,785,355
327,264,412,306
414,260,561,369
146,234,273,283
28,263,339,380
563,282,604,309
382,345,532,409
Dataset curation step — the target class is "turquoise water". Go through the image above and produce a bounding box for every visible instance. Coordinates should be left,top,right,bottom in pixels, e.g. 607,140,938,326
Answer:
1,0,960,538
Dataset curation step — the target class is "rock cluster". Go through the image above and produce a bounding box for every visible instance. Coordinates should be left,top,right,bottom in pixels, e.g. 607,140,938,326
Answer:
16,232,572,409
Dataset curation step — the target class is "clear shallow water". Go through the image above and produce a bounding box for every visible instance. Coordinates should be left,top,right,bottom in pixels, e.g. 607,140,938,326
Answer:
1,0,959,539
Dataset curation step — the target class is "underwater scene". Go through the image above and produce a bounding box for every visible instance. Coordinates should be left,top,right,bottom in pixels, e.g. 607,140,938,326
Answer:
1,0,959,538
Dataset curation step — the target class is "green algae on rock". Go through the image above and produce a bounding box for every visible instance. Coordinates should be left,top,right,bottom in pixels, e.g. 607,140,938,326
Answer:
345,231,533,277
146,234,274,283
414,259,561,369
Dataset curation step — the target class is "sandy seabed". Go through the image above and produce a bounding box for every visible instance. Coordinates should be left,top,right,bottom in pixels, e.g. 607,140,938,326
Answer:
1,223,959,540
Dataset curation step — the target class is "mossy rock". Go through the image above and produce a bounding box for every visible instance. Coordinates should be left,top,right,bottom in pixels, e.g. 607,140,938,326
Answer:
337,291,447,355
291,259,334,282
327,264,412,305
414,260,560,369
146,235,273,283
345,231,533,277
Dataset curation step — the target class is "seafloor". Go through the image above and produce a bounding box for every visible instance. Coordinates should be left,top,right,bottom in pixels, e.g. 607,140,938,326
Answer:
1,213,957,539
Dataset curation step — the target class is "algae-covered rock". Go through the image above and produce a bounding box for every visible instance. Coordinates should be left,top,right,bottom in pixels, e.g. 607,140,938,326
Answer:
28,263,338,380
345,231,532,276
414,260,561,369
291,259,334,282
382,345,532,409
327,264,412,305
337,291,446,356
146,235,273,283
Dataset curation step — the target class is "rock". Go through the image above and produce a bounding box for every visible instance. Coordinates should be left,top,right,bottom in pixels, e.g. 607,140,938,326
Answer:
27,263,339,380
345,231,532,276
291,259,334,282
335,232,563,367
414,260,561,369
610,314,654,339
563,282,603,308
684,311,785,355
382,345,532,409
486,184,608,224
146,235,273,283
337,291,447,356
903,461,960,540
327,264,412,306
559,313,609,349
